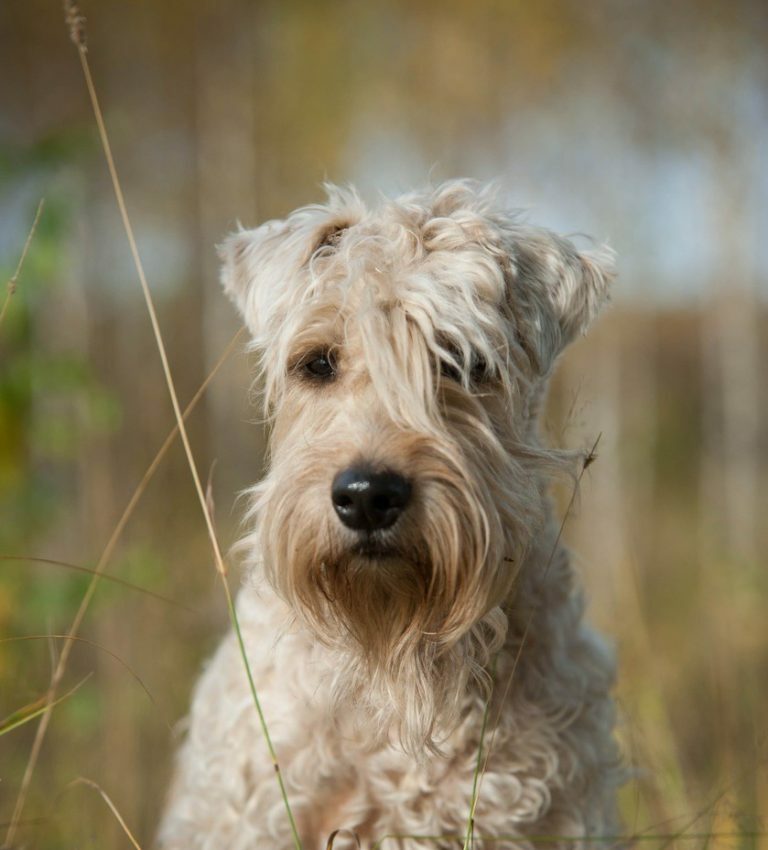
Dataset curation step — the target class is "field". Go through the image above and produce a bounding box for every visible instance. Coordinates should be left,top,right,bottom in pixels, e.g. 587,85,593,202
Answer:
1,1,766,847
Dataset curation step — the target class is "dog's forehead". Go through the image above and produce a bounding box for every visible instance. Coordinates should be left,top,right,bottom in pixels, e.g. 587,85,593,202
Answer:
224,182,614,387
299,258,507,370
311,209,509,320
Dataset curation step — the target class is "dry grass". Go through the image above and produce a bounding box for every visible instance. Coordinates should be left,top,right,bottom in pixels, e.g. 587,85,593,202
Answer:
0,5,765,849
4,5,299,849
66,778,144,850
2,318,244,847
0,200,44,332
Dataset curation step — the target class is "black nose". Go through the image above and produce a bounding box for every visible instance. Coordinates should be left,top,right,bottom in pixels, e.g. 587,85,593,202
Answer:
331,467,412,532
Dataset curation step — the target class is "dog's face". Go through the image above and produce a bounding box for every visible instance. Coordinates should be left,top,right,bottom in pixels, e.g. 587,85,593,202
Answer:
222,181,613,748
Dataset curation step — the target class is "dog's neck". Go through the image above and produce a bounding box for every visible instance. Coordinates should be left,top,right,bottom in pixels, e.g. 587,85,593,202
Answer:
246,506,571,757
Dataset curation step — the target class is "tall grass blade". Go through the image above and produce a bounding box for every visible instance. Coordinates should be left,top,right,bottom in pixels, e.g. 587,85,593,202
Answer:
0,555,193,610
0,675,90,738
68,778,144,850
0,199,44,331
3,322,241,843
465,436,602,843
1,635,165,726
54,4,303,847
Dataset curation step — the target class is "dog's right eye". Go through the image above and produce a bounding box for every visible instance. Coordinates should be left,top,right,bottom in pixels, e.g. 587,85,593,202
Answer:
302,353,336,380
439,347,490,386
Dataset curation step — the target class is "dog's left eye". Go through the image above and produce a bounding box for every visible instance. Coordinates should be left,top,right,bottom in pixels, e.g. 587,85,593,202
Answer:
302,353,336,379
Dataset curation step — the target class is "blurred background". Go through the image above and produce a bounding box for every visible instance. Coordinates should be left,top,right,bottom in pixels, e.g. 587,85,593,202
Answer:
1,1,766,847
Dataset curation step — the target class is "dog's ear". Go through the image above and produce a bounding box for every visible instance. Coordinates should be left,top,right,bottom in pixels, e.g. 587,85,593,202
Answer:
218,219,293,343
218,218,353,345
219,187,363,345
505,228,616,374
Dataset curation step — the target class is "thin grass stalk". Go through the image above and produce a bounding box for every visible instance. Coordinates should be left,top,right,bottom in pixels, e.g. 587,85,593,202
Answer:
0,555,193,610
465,436,602,839
58,5,302,848
621,544,691,821
462,656,496,850
0,675,91,738
652,790,728,850
69,778,144,850
1,635,164,725
374,831,765,848
3,326,241,846
0,199,44,330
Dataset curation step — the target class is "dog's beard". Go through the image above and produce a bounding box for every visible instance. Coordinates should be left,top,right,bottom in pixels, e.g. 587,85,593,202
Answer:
313,546,433,657
249,439,544,754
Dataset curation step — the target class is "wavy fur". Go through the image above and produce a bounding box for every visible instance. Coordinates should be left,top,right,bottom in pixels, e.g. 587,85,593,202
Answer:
158,180,623,850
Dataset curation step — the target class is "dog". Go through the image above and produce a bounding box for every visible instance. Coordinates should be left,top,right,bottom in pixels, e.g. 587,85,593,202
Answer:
157,180,624,849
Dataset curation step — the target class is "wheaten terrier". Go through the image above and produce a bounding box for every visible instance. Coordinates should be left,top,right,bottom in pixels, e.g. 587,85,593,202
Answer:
157,181,624,849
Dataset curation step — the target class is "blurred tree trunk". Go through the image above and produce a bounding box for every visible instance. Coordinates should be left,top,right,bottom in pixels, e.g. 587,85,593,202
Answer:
700,141,759,567
619,313,659,574
589,323,627,601
718,292,759,564
699,127,761,789
194,0,265,509
557,318,628,624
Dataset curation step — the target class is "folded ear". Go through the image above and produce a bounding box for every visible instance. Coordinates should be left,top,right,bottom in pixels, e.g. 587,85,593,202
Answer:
505,227,616,374
218,186,364,345
549,239,616,345
218,219,291,344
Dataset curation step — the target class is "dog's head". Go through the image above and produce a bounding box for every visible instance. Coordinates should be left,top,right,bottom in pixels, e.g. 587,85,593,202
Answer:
221,180,614,749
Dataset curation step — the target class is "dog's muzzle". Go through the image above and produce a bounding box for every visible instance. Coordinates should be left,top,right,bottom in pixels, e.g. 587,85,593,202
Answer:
331,466,412,532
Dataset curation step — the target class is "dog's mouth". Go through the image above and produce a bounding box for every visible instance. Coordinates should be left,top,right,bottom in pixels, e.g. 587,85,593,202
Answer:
318,536,432,590
350,537,401,560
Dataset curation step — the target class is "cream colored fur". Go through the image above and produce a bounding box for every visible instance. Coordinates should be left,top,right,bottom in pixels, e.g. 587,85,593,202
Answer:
157,181,624,849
